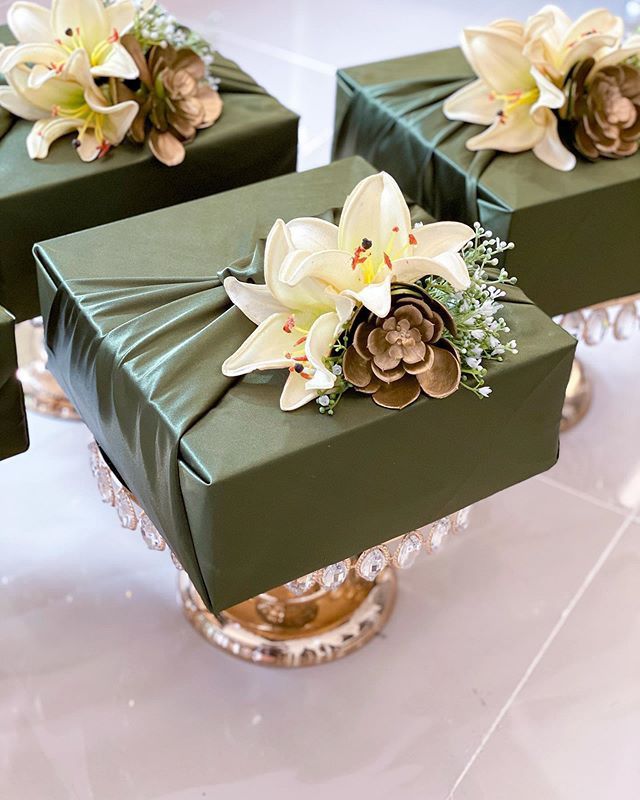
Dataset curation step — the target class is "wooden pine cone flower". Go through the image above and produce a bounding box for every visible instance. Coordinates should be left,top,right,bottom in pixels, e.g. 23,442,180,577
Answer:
342,284,461,410
117,35,223,166
567,57,640,160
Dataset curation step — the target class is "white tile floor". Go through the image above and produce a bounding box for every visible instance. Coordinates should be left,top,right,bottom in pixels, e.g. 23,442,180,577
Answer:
1,2,640,798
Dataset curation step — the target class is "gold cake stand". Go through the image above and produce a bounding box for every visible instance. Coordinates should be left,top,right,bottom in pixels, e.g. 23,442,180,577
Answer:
558,294,639,431
88,442,470,667
179,570,397,667
16,318,80,420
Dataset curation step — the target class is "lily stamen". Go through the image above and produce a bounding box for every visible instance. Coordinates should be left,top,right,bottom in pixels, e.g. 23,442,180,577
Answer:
489,87,540,120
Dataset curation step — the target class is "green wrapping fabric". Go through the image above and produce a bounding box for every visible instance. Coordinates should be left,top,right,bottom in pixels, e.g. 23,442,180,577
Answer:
34,157,576,612
0,24,298,323
0,305,28,461
334,48,640,318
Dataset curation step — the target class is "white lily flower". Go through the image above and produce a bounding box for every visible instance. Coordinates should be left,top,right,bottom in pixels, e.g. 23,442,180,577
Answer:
0,48,138,160
443,19,576,171
222,219,347,412
278,172,474,319
0,0,155,84
523,5,623,83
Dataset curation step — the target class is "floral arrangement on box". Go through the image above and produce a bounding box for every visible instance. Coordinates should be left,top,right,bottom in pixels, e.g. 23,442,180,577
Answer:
222,172,518,413
0,1,222,165
443,4,640,171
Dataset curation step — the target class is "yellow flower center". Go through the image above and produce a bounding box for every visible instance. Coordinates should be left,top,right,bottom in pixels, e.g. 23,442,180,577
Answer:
350,227,417,284
490,87,540,122
51,97,110,156
54,25,120,68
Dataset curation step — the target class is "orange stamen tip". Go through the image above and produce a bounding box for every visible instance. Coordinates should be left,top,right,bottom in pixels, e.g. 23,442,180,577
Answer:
108,28,120,43
300,372,311,380
408,233,417,245
283,315,296,333
384,252,393,270
392,226,399,233
294,336,307,346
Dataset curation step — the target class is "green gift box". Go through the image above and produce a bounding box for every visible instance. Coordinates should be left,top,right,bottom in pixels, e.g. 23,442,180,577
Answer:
334,48,640,317
0,25,298,323
0,305,28,461
34,156,575,612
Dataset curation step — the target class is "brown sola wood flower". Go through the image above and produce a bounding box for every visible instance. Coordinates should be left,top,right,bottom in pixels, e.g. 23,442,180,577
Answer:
116,35,223,166
342,284,461,410
565,57,640,160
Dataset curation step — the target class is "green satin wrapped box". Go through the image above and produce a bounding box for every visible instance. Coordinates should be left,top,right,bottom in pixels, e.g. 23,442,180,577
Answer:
0,305,28,461
334,48,640,317
0,25,298,324
34,156,575,612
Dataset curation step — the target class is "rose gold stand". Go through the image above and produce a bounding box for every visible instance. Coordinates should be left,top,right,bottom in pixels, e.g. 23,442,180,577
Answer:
178,569,397,668
17,318,80,420
560,358,592,432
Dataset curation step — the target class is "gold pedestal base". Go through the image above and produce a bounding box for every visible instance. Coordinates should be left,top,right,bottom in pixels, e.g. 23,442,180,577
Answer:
16,319,79,421
178,569,397,668
560,358,592,432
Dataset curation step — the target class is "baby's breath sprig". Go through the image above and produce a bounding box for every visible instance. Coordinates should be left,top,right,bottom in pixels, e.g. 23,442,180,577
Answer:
316,330,351,415
420,223,518,398
130,2,219,88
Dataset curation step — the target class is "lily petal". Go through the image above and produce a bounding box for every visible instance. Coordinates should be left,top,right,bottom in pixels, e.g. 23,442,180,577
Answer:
559,30,619,75
286,216,339,252
51,0,108,50
27,61,69,89
305,311,341,391
490,18,526,42
325,287,356,325
223,276,287,326
280,371,316,411
0,84,45,120
7,1,54,43
410,221,474,259
562,7,622,49
532,111,576,171
281,248,357,293
84,91,139,146
343,275,393,318
338,172,411,265
530,66,565,115
525,5,571,51
265,219,339,311
26,116,78,158
461,25,532,93
466,103,544,153
1,42,62,75
443,77,501,125
91,41,139,79
392,253,470,291
104,0,139,36
222,312,295,376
